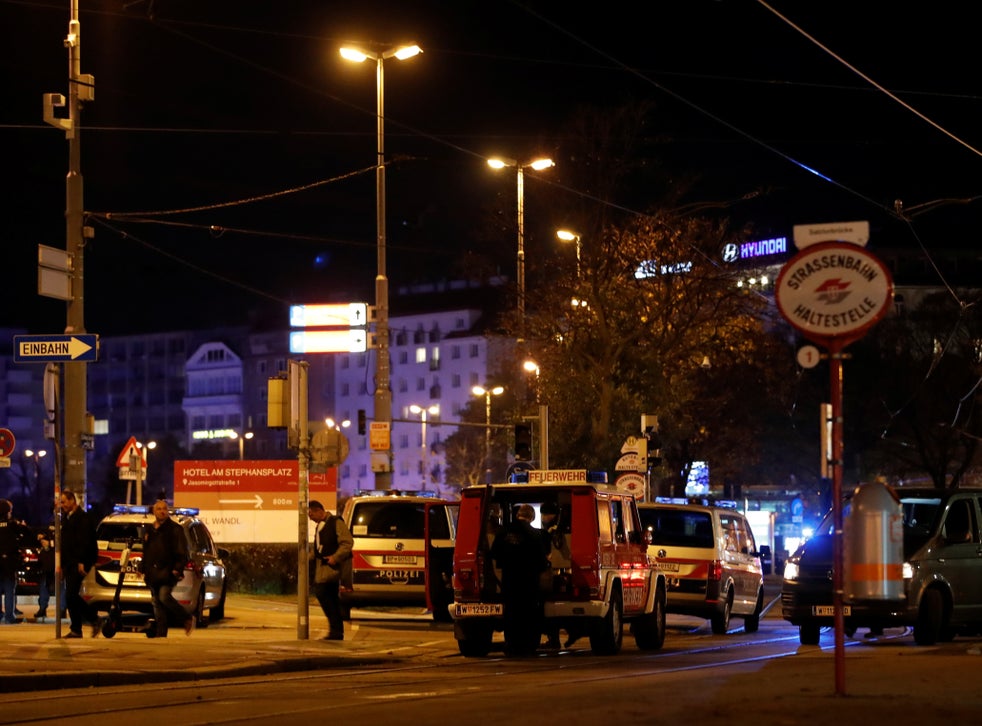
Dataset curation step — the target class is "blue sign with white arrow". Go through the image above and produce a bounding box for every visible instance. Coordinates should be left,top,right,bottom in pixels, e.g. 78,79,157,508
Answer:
13,334,99,363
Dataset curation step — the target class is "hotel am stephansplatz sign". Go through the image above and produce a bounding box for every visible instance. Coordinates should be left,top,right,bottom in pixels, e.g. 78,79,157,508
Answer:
775,241,893,348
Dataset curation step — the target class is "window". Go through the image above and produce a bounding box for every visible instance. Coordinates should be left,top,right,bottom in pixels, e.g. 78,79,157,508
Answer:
399,351,409,364
416,347,427,364
470,344,480,358
416,378,425,391
451,345,461,360
398,379,408,393
451,373,461,388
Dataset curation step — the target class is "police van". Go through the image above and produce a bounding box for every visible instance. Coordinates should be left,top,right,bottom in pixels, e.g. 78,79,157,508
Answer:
450,470,667,656
340,490,458,621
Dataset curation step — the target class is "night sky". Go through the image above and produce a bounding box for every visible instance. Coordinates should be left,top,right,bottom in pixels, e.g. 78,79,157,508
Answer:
3,1,980,336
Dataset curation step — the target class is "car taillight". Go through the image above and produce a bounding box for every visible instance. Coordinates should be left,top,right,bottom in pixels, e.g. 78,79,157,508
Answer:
708,560,723,582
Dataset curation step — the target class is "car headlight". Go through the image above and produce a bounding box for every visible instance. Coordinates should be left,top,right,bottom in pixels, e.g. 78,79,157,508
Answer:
783,561,799,581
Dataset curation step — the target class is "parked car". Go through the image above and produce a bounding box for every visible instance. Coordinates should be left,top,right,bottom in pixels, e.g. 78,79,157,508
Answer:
80,504,228,627
340,490,459,622
781,486,982,645
450,470,667,656
638,501,765,634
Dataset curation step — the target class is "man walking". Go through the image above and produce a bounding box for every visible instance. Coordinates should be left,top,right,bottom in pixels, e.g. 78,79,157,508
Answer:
307,500,353,641
142,499,194,637
58,491,99,637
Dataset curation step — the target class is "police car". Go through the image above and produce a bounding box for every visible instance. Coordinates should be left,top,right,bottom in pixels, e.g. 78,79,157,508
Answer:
450,470,667,656
80,504,228,627
340,490,458,621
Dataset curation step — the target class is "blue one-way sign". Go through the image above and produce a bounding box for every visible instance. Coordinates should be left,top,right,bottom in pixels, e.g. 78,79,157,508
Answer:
13,334,99,363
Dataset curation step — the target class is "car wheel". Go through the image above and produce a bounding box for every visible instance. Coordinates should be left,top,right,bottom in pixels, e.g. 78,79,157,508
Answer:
457,621,493,657
743,590,763,634
799,622,821,645
209,582,227,623
194,586,209,629
632,580,666,650
914,588,944,645
711,590,732,634
589,586,623,655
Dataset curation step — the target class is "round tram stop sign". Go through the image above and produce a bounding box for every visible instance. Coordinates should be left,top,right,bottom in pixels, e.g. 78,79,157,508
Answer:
775,241,894,349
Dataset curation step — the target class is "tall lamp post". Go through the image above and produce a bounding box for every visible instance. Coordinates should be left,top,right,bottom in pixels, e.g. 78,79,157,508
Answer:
409,404,439,490
556,229,582,279
231,430,254,461
487,157,555,335
25,449,47,523
472,385,504,483
131,440,155,506
341,42,421,490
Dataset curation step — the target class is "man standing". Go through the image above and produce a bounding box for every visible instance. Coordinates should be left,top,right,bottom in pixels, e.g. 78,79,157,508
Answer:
58,491,99,637
491,503,549,655
307,500,353,641
142,499,194,637
0,499,30,625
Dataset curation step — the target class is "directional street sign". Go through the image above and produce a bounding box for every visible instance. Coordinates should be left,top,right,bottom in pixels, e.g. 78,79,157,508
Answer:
289,303,369,328
13,334,98,363
289,329,367,353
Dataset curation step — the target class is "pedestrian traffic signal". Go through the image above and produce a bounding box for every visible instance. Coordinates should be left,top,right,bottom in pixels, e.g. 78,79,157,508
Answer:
357,409,366,435
514,424,532,461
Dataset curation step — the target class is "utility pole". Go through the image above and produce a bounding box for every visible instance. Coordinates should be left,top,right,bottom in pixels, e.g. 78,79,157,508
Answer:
44,0,94,500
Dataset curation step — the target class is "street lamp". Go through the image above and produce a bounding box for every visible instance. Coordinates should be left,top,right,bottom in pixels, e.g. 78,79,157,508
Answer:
131,440,155,506
231,430,254,460
24,449,47,523
409,404,439,489
522,360,541,403
472,385,504,483
556,229,582,279
340,41,422,490
487,156,555,334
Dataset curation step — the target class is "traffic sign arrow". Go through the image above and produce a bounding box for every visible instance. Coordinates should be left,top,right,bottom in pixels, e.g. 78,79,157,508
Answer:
217,494,265,509
13,334,98,363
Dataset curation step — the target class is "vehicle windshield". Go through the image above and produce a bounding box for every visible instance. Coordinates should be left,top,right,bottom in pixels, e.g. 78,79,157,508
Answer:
639,508,714,548
96,523,147,551
349,501,454,539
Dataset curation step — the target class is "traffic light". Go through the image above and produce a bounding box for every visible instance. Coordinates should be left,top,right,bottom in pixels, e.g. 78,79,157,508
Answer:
514,424,532,461
357,409,366,435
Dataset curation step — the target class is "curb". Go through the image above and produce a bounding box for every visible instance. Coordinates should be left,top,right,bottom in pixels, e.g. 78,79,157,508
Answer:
0,654,397,694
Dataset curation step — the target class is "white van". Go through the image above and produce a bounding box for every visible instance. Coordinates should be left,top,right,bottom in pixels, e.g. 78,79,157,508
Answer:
638,501,765,634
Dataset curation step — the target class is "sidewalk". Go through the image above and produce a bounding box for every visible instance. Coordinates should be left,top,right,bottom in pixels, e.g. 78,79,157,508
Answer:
0,596,397,694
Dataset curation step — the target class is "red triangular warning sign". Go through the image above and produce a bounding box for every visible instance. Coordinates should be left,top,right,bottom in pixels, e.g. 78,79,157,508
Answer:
116,436,147,467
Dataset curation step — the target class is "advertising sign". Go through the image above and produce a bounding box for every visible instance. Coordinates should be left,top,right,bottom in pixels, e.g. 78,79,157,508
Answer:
173,460,337,544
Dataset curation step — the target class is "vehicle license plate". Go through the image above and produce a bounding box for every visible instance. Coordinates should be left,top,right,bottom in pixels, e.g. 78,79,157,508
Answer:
123,572,144,584
811,605,851,616
657,561,680,572
454,603,503,617
383,555,418,565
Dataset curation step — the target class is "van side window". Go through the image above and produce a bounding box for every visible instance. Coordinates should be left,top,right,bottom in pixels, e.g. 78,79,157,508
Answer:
943,499,977,544
720,514,744,553
428,506,451,539
610,499,626,543
597,499,613,544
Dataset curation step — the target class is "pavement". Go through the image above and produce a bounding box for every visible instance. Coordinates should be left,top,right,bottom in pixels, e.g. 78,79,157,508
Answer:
0,594,400,694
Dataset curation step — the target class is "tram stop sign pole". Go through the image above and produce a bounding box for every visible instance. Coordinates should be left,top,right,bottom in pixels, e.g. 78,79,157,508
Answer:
775,238,893,696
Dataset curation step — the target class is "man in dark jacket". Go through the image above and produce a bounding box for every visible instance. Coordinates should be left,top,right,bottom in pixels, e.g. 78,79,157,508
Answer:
58,491,99,637
307,500,353,641
142,499,193,637
0,499,30,625
491,503,549,655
